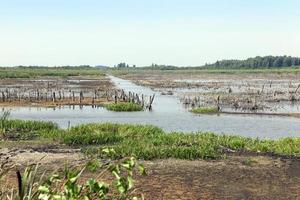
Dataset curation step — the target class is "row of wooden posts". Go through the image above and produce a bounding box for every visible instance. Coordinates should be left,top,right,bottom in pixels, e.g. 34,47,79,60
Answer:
110,89,155,110
0,89,93,103
0,88,155,110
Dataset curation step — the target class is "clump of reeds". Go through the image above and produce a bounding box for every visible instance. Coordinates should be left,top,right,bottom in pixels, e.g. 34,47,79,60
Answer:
106,102,143,112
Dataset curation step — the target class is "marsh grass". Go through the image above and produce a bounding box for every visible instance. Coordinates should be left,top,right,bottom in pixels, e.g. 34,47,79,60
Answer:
0,114,58,140
64,123,300,160
0,66,105,78
106,102,143,112
190,107,219,114
1,116,300,160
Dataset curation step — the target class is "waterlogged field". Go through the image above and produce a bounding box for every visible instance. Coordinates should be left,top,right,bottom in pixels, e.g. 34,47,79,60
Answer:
1,67,300,199
114,69,300,116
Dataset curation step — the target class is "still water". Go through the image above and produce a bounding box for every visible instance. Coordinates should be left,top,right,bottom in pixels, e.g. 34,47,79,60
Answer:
3,76,300,139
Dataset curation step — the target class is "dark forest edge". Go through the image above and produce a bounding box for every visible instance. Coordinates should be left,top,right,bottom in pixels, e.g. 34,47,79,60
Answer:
111,56,300,70
202,55,300,69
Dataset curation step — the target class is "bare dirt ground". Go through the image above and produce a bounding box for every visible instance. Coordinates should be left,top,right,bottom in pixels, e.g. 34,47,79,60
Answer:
1,146,299,200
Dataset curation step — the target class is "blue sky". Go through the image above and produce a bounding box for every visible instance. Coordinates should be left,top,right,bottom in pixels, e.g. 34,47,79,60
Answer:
0,0,300,66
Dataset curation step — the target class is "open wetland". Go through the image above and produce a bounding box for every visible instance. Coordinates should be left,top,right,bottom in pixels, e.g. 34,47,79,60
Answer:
2,73,300,139
1,68,300,199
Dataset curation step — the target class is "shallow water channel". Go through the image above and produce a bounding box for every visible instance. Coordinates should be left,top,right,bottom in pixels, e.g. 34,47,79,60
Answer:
3,76,300,139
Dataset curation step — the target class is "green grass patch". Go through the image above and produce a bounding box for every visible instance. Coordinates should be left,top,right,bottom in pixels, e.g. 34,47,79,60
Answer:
106,102,143,112
0,118,59,140
190,107,219,114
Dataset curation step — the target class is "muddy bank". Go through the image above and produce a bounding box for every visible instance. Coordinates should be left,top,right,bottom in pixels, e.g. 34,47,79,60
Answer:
116,70,300,114
0,75,115,107
139,156,300,200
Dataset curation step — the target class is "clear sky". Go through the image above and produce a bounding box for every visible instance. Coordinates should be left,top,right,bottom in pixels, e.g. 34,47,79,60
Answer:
0,0,300,66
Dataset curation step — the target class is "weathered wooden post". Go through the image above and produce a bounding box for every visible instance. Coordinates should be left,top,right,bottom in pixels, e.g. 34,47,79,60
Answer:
217,95,220,111
52,92,56,102
128,92,131,103
79,91,83,104
141,94,144,108
114,90,117,103
136,94,140,105
58,91,62,100
72,91,75,102
1,91,5,102
149,94,155,110
92,96,95,107
132,92,135,103
36,89,40,100
94,90,97,100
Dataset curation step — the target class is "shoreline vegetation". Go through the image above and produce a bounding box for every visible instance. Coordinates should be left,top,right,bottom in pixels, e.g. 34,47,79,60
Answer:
1,117,299,160
106,102,144,112
190,107,219,114
190,107,300,118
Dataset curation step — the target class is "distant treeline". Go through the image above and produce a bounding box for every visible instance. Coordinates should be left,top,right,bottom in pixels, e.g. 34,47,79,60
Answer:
203,56,300,69
141,64,178,70
113,56,300,70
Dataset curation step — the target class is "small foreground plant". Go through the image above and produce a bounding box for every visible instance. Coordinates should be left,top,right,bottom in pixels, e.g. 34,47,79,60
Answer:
2,148,146,200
